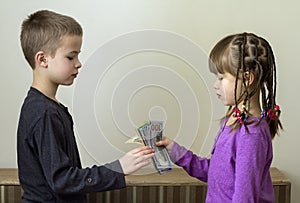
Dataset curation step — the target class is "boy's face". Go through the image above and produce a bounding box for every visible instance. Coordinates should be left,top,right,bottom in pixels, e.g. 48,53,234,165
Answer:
46,35,82,86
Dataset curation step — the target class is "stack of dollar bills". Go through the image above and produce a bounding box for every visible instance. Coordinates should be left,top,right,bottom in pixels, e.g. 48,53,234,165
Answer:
137,121,173,174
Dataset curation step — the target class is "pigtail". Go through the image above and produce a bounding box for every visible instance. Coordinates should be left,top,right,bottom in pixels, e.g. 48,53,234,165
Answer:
260,39,282,138
251,35,282,138
232,33,251,130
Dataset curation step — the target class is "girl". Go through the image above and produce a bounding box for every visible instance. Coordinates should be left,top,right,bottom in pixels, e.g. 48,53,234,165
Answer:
157,32,282,203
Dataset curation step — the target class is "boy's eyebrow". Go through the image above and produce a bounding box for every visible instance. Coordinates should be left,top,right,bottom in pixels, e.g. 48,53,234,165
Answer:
70,50,81,54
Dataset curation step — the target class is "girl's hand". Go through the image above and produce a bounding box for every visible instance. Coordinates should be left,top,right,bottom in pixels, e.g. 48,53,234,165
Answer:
119,146,154,175
156,136,174,152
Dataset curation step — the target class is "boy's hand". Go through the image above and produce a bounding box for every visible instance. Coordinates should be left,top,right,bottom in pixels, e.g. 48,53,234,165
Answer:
119,146,154,175
156,136,174,152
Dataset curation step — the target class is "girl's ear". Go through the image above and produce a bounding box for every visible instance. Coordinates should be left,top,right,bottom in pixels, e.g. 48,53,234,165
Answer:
244,71,254,86
35,51,48,68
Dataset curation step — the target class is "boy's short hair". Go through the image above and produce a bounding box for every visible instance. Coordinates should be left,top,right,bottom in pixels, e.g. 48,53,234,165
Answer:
20,10,83,69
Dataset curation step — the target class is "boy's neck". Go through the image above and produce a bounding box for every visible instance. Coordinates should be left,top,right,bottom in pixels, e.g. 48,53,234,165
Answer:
32,80,59,103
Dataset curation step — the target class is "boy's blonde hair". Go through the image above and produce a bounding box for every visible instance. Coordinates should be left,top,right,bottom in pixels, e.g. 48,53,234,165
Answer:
20,10,83,69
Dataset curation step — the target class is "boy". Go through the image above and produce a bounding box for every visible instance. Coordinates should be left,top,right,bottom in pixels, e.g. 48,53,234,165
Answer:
17,10,154,203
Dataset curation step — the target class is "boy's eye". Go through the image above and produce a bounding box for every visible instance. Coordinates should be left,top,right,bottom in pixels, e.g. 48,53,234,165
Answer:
67,57,74,60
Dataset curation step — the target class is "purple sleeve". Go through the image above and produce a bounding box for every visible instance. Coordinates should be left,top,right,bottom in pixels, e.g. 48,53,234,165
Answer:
232,130,273,202
169,142,210,182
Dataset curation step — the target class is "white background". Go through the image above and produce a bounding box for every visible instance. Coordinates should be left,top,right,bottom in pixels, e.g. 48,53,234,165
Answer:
0,0,299,202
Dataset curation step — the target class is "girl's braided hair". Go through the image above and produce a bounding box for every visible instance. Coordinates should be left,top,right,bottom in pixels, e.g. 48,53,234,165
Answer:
209,32,282,138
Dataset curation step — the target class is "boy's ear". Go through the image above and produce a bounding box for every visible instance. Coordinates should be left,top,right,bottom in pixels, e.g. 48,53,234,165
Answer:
244,71,254,86
35,51,48,68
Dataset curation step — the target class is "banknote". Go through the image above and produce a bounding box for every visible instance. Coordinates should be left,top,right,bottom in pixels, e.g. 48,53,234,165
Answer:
137,121,173,174
125,136,143,145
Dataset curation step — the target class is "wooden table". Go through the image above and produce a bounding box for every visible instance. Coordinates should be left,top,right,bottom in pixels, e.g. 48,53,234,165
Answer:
0,167,291,203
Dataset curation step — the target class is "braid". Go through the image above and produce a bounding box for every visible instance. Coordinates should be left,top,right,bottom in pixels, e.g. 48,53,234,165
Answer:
234,37,242,107
259,36,282,138
232,33,253,130
266,44,274,109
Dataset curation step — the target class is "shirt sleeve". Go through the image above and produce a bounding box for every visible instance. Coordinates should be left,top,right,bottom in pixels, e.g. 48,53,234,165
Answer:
232,130,271,203
32,109,126,194
169,142,210,182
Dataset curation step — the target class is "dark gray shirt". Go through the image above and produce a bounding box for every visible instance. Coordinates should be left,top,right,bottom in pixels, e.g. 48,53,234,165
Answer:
17,87,125,202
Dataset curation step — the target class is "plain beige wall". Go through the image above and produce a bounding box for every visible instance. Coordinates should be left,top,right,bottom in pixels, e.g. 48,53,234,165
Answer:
0,0,299,202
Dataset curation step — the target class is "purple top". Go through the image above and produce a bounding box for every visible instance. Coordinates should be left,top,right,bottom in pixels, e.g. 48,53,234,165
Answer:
169,118,274,203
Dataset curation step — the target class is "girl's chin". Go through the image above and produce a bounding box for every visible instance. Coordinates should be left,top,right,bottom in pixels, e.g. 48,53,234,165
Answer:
222,101,234,106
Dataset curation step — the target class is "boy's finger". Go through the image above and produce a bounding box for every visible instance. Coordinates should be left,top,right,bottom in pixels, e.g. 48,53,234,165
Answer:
136,148,154,157
135,153,154,164
135,158,152,168
130,146,151,154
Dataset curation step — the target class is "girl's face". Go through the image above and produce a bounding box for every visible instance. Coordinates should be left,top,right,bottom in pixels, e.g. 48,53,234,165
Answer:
213,72,241,106
46,35,82,86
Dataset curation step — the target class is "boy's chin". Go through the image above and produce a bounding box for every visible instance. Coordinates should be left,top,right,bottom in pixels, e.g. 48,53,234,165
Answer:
61,81,74,86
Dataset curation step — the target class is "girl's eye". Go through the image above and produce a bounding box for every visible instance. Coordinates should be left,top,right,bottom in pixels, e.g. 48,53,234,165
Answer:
216,73,223,81
67,56,74,60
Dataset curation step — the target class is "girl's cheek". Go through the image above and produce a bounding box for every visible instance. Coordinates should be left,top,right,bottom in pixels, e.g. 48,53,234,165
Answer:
214,80,220,89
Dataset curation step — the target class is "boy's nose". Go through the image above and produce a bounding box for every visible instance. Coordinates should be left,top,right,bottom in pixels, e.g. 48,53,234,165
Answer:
76,60,82,69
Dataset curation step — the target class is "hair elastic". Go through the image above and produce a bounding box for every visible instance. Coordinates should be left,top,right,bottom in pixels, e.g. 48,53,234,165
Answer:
233,107,247,124
267,104,281,120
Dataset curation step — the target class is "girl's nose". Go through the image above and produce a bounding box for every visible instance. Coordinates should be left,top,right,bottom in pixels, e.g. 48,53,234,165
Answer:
213,80,219,89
